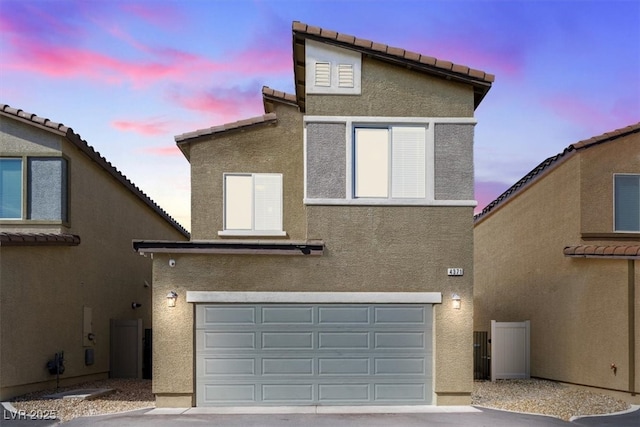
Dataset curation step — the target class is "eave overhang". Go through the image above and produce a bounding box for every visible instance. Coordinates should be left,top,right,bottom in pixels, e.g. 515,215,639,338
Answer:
133,239,324,256
0,232,81,247
564,245,640,260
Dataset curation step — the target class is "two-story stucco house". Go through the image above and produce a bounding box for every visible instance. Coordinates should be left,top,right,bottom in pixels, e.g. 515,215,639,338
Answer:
0,105,189,400
474,123,640,402
134,22,494,409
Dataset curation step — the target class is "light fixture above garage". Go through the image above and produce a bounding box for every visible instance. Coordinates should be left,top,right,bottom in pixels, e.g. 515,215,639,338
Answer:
452,294,461,310
167,291,178,307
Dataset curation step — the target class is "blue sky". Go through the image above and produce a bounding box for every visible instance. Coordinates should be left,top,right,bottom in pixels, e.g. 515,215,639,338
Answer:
1,0,639,230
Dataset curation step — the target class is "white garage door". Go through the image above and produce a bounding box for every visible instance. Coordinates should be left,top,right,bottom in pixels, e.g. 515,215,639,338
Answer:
196,304,433,406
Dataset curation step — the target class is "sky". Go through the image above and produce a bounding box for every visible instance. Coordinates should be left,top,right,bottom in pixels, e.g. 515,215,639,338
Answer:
1,0,639,231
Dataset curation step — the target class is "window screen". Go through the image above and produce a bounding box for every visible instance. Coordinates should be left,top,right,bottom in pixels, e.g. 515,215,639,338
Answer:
615,174,640,232
0,158,22,219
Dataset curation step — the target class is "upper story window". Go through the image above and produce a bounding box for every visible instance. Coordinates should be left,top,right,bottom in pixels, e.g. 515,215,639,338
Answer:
614,174,640,232
354,126,426,199
0,158,22,219
221,173,285,236
0,157,68,222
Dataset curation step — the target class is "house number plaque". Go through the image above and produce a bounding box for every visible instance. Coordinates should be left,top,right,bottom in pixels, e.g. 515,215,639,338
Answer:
447,268,464,276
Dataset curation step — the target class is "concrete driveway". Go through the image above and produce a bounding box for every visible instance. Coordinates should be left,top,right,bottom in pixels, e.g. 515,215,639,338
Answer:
31,405,640,427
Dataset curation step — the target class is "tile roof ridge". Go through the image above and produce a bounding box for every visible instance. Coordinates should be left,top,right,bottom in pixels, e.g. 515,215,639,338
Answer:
0,103,189,238
292,21,495,84
262,86,297,103
475,121,640,223
175,112,278,143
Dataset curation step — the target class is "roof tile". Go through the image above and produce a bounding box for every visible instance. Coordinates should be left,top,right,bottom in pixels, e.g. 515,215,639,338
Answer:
564,245,640,259
0,232,81,247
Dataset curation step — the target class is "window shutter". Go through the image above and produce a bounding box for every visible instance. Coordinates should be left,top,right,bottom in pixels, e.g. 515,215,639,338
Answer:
225,175,253,230
315,62,331,87
391,127,426,198
338,64,354,88
0,158,23,219
615,175,640,231
253,174,282,231
354,128,389,198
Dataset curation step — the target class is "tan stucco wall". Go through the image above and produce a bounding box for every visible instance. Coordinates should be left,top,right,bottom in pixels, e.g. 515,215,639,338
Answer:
152,206,475,404
580,133,640,234
474,141,640,397
0,119,187,399
306,57,475,118
189,103,304,240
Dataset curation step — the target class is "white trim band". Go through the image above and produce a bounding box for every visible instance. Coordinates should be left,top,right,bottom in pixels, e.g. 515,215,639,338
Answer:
186,291,442,304
304,199,478,207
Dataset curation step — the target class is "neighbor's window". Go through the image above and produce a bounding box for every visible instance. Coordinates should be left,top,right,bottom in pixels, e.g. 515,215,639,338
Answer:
614,174,640,232
0,158,23,219
223,173,283,235
0,157,68,221
354,126,426,199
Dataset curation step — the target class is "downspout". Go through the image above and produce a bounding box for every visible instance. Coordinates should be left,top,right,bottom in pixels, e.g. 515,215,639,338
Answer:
629,259,636,396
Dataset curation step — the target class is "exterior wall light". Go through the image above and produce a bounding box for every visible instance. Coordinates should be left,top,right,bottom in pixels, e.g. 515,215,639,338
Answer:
452,294,461,310
166,291,178,307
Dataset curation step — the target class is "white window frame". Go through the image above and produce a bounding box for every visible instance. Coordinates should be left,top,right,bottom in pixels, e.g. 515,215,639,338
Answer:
353,125,427,200
613,173,640,233
303,116,477,207
219,173,286,237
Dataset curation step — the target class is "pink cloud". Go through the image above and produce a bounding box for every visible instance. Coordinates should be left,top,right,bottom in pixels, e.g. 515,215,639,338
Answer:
168,86,263,123
542,94,640,134
140,146,183,157
111,119,171,136
121,3,184,28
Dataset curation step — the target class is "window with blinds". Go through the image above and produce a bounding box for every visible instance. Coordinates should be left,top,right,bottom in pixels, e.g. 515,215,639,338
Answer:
614,174,640,232
354,126,426,199
224,173,283,233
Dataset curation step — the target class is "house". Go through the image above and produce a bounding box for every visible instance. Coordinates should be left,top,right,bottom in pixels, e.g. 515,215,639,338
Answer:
0,105,189,400
474,123,640,401
134,21,494,408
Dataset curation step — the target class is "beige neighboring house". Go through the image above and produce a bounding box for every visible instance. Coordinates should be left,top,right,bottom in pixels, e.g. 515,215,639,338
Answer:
0,104,189,400
134,21,494,408
474,123,640,402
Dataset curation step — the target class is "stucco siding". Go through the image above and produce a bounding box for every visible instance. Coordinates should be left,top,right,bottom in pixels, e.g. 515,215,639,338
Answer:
434,124,474,200
0,116,62,154
306,57,475,118
474,149,638,394
190,104,305,240
152,205,475,401
0,122,187,399
306,123,346,199
579,134,640,235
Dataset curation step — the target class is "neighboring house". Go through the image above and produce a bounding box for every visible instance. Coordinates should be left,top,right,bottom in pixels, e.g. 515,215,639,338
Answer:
0,105,189,400
474,123,640,401
134,21,494,408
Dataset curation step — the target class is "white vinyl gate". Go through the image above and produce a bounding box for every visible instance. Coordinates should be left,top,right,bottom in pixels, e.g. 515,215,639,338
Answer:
491,320,530,381
196,304,433,406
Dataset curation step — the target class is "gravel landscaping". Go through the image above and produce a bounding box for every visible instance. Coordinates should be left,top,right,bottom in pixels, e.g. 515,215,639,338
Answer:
6,378,632,423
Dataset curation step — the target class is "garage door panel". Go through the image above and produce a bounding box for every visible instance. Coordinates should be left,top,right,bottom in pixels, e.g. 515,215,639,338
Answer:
262,384,314,402
262,332,313,349
375,383,425,401
200,331,256,350
262,307,313,324
262,358,314,375
200,306,256,326
319,384,370,401
374,357,425,375
200,357,256,376
374,332,425,349
318,306,370,324
318,358,370,375
318,332,369,349
196,304,433,406
374,306,425,324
